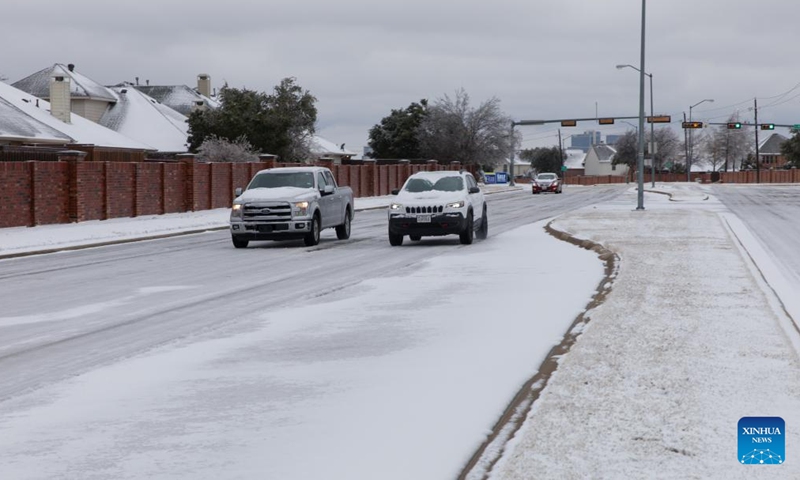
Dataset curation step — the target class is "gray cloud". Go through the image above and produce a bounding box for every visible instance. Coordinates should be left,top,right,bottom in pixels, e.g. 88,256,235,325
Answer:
3,0,799,154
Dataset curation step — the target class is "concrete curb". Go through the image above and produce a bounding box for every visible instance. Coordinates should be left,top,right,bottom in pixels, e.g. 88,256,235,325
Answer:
458,220,620,480
644,188,709,202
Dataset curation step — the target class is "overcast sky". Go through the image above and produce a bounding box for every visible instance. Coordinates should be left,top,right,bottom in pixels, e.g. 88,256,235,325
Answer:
3,0,799,155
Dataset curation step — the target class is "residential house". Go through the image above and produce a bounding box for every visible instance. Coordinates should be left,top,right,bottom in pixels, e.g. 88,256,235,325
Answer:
134,74,220,116
758,133,789,168
584,144,627,176
311,135,357,163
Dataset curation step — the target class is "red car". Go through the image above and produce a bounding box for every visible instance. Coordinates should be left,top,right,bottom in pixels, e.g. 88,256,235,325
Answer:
532,173,563,194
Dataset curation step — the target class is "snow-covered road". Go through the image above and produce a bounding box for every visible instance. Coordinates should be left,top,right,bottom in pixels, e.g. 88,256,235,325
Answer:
0,186,624,479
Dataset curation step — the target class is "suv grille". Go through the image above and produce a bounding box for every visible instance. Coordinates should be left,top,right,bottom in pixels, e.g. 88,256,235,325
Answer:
243,202,292,220
406,205,444,214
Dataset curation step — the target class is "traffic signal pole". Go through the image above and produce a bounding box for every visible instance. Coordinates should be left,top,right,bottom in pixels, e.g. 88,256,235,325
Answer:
754,98,760,183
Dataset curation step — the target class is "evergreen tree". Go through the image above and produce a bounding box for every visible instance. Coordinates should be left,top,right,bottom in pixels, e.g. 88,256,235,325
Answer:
780,127,800,168
368,100,428,159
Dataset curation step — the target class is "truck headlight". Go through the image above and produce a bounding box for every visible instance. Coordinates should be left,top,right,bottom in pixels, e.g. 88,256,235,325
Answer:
231,204,243,218
293,201,309,216
446,201,465,208
390,203,403,210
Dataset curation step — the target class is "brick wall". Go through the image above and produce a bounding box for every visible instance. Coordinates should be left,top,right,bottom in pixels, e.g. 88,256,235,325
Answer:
136,163,163,215
0,162,32,228
32,162,69,225
106,163,136,218
76,161,106,221
163,163,186,214
210,163,232,208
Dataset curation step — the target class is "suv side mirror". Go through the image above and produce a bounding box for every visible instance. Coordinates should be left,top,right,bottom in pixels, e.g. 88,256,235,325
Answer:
234,187,243,197
468,186,480,194
391,189,400,195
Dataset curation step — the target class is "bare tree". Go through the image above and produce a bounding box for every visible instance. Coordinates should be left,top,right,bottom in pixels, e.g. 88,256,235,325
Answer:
698,114,752,171
197,135,260,163
648,127,681,171
417,89,515,167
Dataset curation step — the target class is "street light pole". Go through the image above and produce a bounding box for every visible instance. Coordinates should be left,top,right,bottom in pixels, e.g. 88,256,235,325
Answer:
688,98,714,182
616,64,655,187
635,0,646,210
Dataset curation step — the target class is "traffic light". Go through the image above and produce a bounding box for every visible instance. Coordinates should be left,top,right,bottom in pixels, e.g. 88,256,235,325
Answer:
647,115,672,123
560,120,577,127
727,122,742,129
760,123,775,130
598,118,615,125
682,121,703,129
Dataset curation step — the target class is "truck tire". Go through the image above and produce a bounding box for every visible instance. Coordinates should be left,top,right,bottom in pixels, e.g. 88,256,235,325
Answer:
476,206,488,240
232,236,249,249
336,208,351,240
459,211,474,245
304,215,321,246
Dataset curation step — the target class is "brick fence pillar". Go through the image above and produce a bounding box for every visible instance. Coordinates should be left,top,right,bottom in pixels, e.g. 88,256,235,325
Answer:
427,159,439,171
259,154,277,169
176,153,196,211
59,150,88,222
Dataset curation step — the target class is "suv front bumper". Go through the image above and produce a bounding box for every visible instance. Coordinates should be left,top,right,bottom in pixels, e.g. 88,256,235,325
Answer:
388,212,467,236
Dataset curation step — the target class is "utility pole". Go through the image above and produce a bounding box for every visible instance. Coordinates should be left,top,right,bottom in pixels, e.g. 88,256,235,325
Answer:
754,98,760,183
558,129,564,184
648,73,655,187
684,112,689,182
635,0,646,210
509,122,516,187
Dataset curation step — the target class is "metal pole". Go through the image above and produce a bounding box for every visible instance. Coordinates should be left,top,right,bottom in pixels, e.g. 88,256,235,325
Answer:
684,112,689,181
689,105,694,181
509,122,516,187
636,0,646,210
649,73,655,187
754,98,760,183
558,129,564,184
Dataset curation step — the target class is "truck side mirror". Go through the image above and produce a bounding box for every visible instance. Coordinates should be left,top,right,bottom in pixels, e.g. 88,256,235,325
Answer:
391,189,400,195
322,184,335,195
234,187,243,197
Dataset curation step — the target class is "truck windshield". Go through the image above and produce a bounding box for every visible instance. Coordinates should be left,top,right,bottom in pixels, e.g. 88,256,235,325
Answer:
248,172,315,189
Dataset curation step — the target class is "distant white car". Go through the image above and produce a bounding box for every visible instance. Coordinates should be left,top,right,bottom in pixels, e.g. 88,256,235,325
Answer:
387,170,487,246
532,172,563,194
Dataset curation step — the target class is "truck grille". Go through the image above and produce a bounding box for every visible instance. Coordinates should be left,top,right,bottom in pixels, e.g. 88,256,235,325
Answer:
243,202,292,220
406,205,444,214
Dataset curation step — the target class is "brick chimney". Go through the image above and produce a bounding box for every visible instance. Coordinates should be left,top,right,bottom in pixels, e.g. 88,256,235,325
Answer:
50,71,71,124
197,73,211,97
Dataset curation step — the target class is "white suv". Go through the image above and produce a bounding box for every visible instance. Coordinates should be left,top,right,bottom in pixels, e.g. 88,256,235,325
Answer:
387,170,487,246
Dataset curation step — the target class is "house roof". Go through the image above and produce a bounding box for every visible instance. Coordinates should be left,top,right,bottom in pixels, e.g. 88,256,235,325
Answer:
0,81,153,150
12,64,117,102
133,85,219,116
100,85,189,152
758,133,788,155
0,87,73,144
311,135,357,156
591,144,617,162
564,149,586,169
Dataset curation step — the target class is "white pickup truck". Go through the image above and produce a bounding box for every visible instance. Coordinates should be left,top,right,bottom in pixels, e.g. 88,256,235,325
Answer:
230,167,354,248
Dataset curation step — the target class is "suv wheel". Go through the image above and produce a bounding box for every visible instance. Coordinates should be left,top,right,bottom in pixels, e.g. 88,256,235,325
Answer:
459,211,474,245
476,207,488,240
389,232,403,246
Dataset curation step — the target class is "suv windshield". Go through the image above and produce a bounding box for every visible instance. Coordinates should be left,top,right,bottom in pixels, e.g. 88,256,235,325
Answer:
403,176,464,193
248,172,314,189
536,174,557,180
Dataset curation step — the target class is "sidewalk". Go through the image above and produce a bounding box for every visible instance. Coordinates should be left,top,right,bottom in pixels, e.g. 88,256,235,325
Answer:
487,187,800,479
0,184,524,258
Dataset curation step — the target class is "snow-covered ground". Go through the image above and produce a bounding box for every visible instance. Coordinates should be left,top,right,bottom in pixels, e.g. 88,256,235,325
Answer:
2,183,799,479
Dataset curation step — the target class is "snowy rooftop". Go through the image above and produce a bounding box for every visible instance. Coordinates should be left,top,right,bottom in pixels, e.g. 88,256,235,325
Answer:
12,64,117,102
311,135,357,156
133,84,220,116
0,81,153,150
100,85,189,152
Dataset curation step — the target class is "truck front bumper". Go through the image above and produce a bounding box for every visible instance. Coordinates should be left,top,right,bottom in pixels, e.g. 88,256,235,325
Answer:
230,220,312,241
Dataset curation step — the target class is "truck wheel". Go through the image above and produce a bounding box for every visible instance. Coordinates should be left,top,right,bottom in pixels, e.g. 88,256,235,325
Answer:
336,208,351,240
304,215,321,246
459,211,474,245
389,232,404,246
476,206,488,240
232,236,249,249
409,235,421,241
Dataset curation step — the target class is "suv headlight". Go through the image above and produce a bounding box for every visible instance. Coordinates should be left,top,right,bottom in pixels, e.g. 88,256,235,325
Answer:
446,200,465,208
293,201,309,217
390,203,403,210
231,203,243,218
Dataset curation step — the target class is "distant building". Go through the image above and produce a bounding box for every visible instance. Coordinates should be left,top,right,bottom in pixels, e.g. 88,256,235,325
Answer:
606,134,622,146
569,131,602,152
758,133,789,168
584,144,628,177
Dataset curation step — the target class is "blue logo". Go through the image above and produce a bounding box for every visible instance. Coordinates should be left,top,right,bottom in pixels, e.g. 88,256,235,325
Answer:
738,417,785,465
